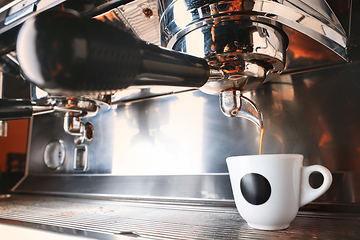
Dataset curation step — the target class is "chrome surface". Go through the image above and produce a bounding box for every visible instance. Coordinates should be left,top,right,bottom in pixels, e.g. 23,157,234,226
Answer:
0,220,145,240
160,0,347,59
63,111,94,135
174,21,287,93
13,174,234,201
12,172,360,205
159,0,348,94
160,2,290,93
134,41,209,87
73,145,89,171
0,95,103,141
43,139,66,170
0,194,360,239
202,61,268,95
3,0,350,139
15,60,360,204
51,97,101,117
0,0,66,34
220,90,263,129
0,97,101,120
4,1,36,25
0,0,22,14
31,104,54,115
84,122,94,142
156,0,348,125
30,85,49,100
114,0,160,45
5,52,19,66
111,87,197,105
0,223,97,240
0,1,359,238
55,97,100,144
0,71,6,137
7,0,36,15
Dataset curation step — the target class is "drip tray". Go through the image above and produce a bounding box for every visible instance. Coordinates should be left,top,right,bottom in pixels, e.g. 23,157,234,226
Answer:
0,194,359,239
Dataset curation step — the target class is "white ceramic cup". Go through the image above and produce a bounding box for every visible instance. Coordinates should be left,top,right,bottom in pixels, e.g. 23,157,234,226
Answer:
226,154,332,230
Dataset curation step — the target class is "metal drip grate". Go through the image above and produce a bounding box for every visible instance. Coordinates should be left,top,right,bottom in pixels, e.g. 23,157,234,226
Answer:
0,195,359,239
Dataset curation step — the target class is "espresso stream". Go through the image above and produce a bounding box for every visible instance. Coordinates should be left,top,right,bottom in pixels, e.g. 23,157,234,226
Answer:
259,126,264,155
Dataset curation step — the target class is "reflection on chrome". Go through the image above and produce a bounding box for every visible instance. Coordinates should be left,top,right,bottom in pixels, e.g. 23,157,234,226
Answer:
112,92,205,174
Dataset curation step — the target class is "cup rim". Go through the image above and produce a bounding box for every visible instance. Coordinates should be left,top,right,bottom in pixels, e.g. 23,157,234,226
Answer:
226,154,304,163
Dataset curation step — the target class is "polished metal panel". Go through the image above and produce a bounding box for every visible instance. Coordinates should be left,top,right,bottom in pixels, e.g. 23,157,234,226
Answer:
0,219,144,240
25,62,360,174
114,0,160,45
25,113,114,174
0,0,66,35
0,0,22,14
12,172,360,205
4,2,36,25
14,60,360,205
0,195,360,239
13,174,234,201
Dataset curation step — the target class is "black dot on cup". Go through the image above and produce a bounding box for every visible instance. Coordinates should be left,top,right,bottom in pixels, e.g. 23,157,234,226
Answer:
309,171,324,189
240,173,271,205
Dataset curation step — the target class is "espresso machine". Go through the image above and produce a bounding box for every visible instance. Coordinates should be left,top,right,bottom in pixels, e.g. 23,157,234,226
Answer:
0,0,359,239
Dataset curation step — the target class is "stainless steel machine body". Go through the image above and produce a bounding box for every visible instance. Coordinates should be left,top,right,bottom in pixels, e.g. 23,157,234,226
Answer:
0,0,360,239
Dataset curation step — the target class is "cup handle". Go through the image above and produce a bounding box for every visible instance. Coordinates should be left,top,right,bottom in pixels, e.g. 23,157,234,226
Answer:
299,165,333,207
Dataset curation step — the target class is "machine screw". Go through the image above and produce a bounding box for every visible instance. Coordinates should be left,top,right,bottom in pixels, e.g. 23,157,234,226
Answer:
142,8,153,18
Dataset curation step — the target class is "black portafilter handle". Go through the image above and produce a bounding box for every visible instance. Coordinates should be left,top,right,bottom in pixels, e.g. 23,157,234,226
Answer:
16,10,210,95
0,99,33,120
0,99,54,120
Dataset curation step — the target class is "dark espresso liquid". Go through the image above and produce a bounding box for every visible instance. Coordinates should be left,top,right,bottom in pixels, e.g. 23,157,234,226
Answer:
259,126,265,155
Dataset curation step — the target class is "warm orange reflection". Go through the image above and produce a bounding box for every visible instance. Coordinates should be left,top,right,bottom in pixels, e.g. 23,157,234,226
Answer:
211,26,216,44
94,11,119,23
317,116,333,148
318,133,332,147
287,30,341,62
229,0,243,11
